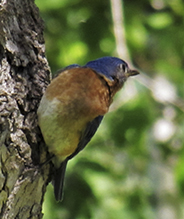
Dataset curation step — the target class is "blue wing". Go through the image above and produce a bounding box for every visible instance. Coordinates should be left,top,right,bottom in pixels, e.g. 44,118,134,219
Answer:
53,115,103,201
69,115,103,160
54,64,81,78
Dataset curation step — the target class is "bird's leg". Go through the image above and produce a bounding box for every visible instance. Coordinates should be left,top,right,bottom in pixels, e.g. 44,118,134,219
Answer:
39,154,55,167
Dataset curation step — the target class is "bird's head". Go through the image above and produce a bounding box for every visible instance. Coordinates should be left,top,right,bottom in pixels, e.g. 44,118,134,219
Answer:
85,56,139,84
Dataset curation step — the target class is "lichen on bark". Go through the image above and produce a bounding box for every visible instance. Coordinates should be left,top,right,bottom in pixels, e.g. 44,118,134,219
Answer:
0,0,51,218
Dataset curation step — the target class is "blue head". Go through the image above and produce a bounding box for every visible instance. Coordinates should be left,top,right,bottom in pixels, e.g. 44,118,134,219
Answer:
85,57,139,81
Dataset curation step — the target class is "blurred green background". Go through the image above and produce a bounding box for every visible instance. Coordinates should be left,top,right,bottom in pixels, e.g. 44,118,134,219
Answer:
35,0,184,218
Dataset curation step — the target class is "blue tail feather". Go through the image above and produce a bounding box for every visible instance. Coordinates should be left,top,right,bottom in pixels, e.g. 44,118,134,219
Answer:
53,159,68,201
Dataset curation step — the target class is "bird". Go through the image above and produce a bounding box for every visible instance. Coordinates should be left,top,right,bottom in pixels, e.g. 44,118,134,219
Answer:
37,56,139,201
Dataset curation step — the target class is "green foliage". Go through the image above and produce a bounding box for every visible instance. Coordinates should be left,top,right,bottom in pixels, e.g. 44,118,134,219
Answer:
35,0,184,218
36,0,114,72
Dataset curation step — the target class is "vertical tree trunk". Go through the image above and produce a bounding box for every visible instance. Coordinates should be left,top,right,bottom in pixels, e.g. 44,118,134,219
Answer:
0,0,51,218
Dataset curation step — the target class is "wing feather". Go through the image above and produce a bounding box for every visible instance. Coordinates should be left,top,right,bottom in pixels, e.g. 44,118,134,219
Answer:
53,115,103,201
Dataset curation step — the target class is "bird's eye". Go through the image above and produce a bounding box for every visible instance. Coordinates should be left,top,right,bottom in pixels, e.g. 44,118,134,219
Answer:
119,63,127,72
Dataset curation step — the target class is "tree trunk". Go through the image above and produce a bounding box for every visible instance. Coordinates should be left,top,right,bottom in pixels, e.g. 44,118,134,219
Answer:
0,0,51,218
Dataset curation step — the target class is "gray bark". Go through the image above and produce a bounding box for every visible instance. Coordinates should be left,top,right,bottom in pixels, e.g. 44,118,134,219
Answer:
0,0,51,218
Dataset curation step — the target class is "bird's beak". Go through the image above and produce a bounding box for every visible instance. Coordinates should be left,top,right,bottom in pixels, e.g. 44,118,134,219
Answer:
126,69,140,77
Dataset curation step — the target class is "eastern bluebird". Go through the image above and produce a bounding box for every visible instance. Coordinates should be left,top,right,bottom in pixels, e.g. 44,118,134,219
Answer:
37,56,139,201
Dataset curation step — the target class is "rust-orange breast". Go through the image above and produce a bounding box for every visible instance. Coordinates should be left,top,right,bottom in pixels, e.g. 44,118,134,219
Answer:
45,67,112,119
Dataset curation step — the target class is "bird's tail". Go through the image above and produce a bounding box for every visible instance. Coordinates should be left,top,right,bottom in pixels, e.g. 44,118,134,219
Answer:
53,159,68,201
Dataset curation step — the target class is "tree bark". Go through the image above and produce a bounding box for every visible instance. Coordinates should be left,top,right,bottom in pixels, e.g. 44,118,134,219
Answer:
0,0,51,218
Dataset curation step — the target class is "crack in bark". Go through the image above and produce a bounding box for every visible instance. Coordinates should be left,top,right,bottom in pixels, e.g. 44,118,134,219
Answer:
0,0,51,218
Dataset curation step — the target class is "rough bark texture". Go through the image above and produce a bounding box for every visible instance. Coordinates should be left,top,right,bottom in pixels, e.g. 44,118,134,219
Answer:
0,0,51,218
